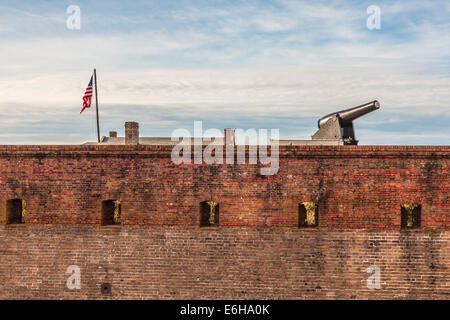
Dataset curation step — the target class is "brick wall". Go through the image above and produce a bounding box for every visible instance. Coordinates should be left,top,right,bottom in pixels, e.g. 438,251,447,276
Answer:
0,145,448,299
0,145,448,229
0,226,448,299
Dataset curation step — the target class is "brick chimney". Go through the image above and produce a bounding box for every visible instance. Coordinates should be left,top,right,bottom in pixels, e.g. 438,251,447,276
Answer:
109,131,117,138
224,128,235,164
125,122,139,145
224,128,235,146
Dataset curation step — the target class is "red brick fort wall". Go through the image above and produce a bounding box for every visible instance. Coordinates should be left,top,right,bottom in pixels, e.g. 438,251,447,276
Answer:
0,145,448,299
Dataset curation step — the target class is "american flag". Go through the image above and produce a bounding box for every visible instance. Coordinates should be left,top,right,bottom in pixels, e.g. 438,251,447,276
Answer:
80,75,93,114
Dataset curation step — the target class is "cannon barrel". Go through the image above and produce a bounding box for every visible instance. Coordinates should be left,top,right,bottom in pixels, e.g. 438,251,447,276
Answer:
318,100,380,128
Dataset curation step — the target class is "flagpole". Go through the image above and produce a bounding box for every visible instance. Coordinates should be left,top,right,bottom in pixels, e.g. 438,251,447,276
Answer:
93,68,100,143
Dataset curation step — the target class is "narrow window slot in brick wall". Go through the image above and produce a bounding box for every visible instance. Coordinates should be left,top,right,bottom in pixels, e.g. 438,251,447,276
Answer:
102,200,121,225
299,202,318,228
200,201,219,227
401,204,421,229
6,199,24,224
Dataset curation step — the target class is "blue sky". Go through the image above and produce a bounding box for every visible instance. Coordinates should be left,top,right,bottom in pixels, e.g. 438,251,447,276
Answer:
0,0,449,144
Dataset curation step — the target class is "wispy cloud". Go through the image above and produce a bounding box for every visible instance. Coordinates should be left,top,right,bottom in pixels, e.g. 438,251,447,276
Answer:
0,0,449,144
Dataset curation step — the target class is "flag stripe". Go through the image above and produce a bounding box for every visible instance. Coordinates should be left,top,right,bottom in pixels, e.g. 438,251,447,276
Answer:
80,75,94,114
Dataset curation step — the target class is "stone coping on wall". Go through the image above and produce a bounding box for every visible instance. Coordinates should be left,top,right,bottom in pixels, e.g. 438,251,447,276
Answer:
0,145,448,159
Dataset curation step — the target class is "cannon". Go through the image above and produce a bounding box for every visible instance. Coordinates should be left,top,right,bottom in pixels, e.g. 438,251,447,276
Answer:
311,100,380,145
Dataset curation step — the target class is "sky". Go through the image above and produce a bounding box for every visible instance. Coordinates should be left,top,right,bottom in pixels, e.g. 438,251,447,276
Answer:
0,0,449,145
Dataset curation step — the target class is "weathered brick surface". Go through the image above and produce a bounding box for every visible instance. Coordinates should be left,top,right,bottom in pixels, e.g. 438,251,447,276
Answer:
0,145,448,299
0,226,448,299
0,145,448,229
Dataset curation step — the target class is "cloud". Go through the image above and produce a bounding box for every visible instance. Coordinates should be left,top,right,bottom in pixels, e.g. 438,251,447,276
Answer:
0,0,449,144
0,66,448,144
